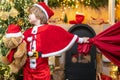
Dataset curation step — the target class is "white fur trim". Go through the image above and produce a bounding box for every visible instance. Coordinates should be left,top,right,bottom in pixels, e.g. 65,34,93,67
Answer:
28,51,34,56
5,32,22,38
32,25,43,34
42,35,78,57
22,35,24,39
34,4,48,19
78,38,84,43
27,37,33,42
32,26,38,34
32,40,36,51
30,58,36,69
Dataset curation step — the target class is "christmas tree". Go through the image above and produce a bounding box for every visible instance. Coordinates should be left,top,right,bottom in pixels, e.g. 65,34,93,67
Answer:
0,0,36,79
0,0,35,55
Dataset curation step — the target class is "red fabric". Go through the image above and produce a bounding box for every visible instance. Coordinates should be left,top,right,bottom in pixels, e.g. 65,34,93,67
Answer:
23,64,51,80
69,20,77,24
23,24,75,80
77,43,92,55
76,14,84,24
24,25,74,54
7,24,21,33
101,74,112,80
78,21,120,67
37,2,54,19
7,48,16,63
39,25,74,54
69,14,84,24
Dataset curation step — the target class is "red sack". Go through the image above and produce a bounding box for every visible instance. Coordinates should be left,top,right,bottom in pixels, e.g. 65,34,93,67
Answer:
78,22,120,67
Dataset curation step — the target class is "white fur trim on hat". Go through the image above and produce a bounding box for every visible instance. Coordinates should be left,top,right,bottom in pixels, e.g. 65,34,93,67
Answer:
5,32,22,38
33,4,48,19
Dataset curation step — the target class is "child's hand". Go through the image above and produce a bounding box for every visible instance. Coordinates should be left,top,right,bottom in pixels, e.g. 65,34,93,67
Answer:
77,37,89,43
83,37,89,43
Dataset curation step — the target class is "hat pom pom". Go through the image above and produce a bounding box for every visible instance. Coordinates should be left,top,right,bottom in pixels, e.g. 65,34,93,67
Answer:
28,51,33,56
27,37,33,42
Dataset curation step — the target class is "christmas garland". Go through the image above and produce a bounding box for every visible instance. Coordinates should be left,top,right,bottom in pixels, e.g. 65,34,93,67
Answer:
48,0,112,9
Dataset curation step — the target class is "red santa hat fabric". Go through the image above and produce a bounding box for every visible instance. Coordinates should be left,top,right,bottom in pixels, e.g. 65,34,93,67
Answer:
33,2,54,19
5,24,22,38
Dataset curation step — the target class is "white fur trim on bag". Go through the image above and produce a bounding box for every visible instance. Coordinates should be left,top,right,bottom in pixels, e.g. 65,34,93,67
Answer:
42,35,78,57
5,32,22,38
34,4,48,19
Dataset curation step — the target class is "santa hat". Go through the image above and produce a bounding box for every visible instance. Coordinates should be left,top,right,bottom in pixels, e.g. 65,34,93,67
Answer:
33,2,54,19
5,24,22,38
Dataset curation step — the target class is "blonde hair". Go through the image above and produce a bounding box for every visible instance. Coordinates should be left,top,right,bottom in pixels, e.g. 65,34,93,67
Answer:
29,6,47,24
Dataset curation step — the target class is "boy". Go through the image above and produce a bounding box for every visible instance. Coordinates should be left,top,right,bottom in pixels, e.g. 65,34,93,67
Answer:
23,2,89,80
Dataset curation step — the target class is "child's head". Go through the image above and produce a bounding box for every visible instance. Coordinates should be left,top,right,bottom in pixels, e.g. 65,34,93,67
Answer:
29,2,54,24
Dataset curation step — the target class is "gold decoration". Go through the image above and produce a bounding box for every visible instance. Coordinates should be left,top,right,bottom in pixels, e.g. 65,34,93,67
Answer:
0,12,9,20
110,63,118,80
17,18,24,26
9,8,18,18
